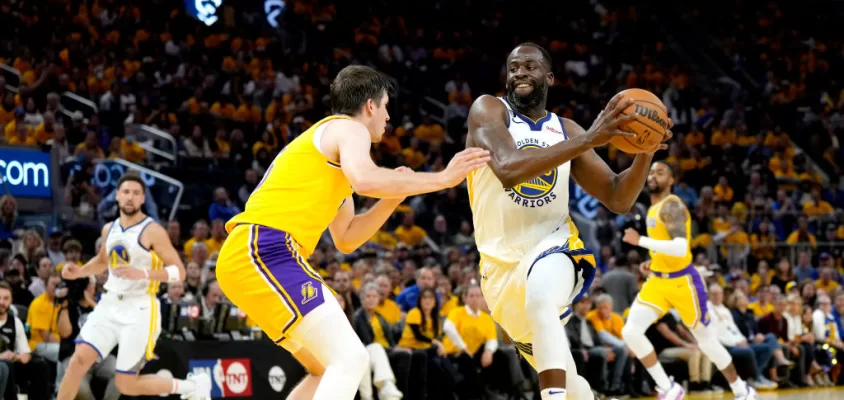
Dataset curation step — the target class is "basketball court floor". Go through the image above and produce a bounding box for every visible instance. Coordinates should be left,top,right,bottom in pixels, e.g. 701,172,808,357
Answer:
633,387,844,399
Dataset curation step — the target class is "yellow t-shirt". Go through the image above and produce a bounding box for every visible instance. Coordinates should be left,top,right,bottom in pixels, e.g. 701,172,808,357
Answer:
27,293,60,350
442,306,497,355
370,315,390,348
786,231,817,248
816,279,839,294
184,237,215,258
585,309,624,339
440,295,459,318
748,301,773,318
398,308,438,349
394,225,427,247
803,200,834,218
375,299,401,325
369,230,398,250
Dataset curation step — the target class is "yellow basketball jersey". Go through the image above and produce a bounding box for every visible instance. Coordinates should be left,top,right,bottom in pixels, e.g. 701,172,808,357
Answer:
646,194,692,273
226,115,354,257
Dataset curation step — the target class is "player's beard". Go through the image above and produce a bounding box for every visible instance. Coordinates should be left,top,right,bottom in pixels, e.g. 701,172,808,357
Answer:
506,77,547,112
120,205,140,217
0,305,8,318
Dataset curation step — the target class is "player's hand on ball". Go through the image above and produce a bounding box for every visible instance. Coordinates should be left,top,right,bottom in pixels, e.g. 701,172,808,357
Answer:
61,264,82,280
653,118,675,151
622,228,641,246
585,96,637,147
112,265,147,280
442,148,491,187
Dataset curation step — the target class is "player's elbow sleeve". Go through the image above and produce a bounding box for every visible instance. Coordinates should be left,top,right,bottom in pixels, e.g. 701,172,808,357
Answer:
668,238,689,257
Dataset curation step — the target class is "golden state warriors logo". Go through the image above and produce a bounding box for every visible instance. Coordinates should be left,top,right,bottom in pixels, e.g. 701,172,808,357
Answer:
109,243,130,268
301,281,318,305
505,141,558,208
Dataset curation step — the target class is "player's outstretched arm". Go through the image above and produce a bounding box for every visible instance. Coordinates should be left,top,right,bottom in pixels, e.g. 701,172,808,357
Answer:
567,119,653,214
62,223,111,280
336,120,490,198
466,94,636,189
329,184,406,254
622,198,688,257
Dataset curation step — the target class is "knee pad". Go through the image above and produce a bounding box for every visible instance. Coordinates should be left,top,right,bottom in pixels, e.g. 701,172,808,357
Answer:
691,325,733,370
621,320,654,358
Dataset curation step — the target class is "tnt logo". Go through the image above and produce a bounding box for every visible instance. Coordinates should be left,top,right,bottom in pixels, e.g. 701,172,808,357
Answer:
189,359,252,397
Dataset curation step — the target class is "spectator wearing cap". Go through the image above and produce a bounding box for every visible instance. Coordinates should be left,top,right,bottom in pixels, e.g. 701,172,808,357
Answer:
4,261,34,306
45,227,65,266
28,257,53,298
208,188,240,226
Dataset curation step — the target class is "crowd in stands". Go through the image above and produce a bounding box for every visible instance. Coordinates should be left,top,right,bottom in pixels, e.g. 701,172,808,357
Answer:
0,0,842,399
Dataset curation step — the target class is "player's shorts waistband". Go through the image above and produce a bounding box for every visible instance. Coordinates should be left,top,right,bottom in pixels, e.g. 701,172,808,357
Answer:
231,223,302,247
651,263,696,279
101,291,153,301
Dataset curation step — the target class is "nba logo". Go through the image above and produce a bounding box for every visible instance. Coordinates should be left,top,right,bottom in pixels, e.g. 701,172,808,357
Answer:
189,359,253,397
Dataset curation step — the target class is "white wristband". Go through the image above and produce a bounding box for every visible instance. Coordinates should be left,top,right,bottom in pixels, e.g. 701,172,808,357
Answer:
164,265,181,283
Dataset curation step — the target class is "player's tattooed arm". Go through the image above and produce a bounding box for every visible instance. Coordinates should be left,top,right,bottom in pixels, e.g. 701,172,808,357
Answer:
659,198,688,239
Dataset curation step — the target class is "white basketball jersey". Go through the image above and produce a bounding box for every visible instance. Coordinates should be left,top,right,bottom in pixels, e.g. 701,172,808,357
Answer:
468,98,577,265
103,216,161,296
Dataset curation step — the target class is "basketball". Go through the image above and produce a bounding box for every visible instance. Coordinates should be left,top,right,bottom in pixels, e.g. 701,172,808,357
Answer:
610,88,670,154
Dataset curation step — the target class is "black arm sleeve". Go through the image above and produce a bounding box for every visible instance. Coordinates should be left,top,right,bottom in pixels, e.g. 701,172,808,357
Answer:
409,324,433,343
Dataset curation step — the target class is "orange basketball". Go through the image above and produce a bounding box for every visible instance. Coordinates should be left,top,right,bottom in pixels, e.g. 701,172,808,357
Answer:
610,88,670,154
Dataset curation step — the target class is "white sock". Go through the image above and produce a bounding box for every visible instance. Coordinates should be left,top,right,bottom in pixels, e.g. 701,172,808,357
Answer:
647,364,673,391
172,379,197,395
729,377,748,396
540,388,566,399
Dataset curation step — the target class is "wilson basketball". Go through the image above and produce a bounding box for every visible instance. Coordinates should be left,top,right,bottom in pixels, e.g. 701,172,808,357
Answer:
610,88,670,154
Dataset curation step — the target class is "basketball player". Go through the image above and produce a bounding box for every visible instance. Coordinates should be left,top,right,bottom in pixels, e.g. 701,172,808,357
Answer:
59,173,212,400
466,43,670,400
216,65,490,400
620,161,757,400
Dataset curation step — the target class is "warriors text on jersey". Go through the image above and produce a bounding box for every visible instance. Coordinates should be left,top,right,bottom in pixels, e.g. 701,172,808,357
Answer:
104,215,162,296
467,97,582,266
645,195,693,274
226,115,354,257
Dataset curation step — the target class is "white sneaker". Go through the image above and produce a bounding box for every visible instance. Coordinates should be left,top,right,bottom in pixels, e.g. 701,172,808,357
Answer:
656,378,685,400
181,372,212,400
377,381,403,400
735,383,757,400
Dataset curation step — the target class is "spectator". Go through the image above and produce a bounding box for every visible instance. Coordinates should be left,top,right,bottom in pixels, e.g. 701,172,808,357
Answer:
784,294,819,386
200,279,223,319
237,169,259,206
584,294,629,395
725,289,780,388
352,283,405,400
206,220,227,256
44,227,65,267
374,275,402,325
566,296,612,395
442,284,510,398
748,285,774,318
600,260,638,314
0,196,21,241
815,267,839,294
27,274,61,360
184,261,202,298
757,295,797,383
644,312,716,393
208,188,241,223
0,281,49,400
183,220,210,258
397,288,454,399
56,276,117,400
166,221,182,253
27,257,53,298
5,268,33,307
792,251,817,283
812,295,844,384
394,213,431,248
396,267,437,312
770,258,795,294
